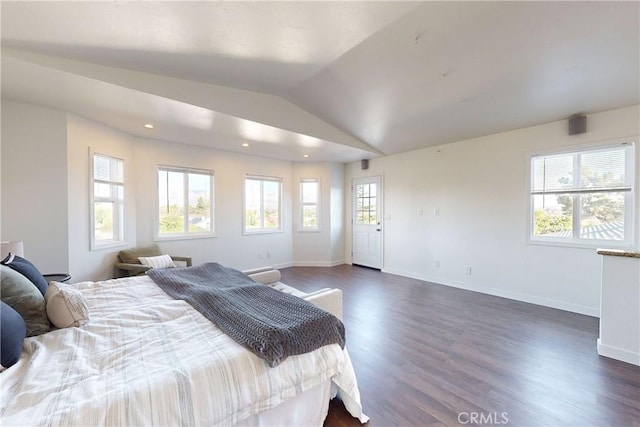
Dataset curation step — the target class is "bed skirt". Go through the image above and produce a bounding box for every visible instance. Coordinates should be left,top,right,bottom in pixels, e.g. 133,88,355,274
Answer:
235,380,332,426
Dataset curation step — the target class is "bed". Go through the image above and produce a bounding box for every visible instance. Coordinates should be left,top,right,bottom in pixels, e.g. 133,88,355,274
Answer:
0,265,368,426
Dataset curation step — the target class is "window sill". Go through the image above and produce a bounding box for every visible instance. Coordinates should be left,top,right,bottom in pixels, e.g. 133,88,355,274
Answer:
527,238,634,251
243,229,284,236
91,240,127,251
154,233,216,242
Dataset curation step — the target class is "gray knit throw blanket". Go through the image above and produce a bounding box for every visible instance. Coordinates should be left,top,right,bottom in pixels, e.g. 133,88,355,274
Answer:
147,263,345,367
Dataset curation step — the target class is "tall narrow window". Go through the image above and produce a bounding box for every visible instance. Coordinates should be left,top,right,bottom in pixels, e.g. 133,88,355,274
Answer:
157,166,214,239
530,140,635,247
300,178,319,230
91,153,124,249
244,175,282,233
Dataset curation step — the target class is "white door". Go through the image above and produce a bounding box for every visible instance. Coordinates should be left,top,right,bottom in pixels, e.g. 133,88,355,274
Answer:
352,176,382,269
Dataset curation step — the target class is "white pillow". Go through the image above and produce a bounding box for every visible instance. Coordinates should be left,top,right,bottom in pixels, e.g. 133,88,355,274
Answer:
44,282,90,328
138,254,175,269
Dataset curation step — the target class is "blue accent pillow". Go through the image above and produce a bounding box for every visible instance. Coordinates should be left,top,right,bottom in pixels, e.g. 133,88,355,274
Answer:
1,301,27,370
1,253,48,296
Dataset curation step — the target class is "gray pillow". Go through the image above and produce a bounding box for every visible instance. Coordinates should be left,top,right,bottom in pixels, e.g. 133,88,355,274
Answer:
0,265,50,336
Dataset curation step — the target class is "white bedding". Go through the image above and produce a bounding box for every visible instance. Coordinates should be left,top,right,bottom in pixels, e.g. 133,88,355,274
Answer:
0,275,367,426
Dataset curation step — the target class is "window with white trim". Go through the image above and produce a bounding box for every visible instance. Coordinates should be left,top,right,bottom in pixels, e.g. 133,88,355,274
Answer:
529,140,635,247
157,166,214,239
244,175,282,233
300,178,319,231
91,153,124,249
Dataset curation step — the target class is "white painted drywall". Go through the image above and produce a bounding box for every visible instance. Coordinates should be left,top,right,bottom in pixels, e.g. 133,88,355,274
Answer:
344,105,640,316
132,137,294,272
329,162,345,265
1,100,69,274
292,162,345,266
66,115,136,281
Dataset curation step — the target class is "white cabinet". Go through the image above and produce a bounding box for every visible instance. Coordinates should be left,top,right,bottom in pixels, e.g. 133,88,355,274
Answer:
597,249,640,366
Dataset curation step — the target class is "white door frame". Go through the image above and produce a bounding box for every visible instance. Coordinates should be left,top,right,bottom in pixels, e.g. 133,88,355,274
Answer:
351,175,383,269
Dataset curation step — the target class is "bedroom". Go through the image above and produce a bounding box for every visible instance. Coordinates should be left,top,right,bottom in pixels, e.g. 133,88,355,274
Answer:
1,1,639,426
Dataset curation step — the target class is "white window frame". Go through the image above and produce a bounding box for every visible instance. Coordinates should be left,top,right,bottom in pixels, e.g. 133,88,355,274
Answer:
243,174,283,234
155,165,215,241
90,152,125,250
527,138,636,249
299,178,320,232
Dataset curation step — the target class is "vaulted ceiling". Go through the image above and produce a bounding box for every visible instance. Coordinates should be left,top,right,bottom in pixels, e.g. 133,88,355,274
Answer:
2,1,638,163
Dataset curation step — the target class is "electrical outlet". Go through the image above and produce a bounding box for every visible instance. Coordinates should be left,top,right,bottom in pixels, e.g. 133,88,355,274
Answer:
465,266,472,275
266,252,271,259
434,208,440,216
434,260,440,268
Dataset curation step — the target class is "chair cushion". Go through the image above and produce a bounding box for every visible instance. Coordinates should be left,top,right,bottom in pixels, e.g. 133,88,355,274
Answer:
118,244,162,264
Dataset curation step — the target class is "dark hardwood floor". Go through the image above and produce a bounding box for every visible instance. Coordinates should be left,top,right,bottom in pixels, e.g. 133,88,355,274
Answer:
280,265,640,427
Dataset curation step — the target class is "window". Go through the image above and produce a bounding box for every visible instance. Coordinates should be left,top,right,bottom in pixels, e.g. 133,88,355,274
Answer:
91,153,124,249
300,178,319,230
355,181,377,225
157,166,214,239
244,175,282,233
530,140,635,247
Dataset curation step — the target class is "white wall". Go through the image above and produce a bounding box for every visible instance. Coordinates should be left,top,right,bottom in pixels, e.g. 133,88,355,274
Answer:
292,162,345,266
344,105,640,316
133,137,294,272
67,115,136,281
1,101,69,274
329,162,345,264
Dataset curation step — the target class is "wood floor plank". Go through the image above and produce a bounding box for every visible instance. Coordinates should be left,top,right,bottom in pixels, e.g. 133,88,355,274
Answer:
279,265,640,427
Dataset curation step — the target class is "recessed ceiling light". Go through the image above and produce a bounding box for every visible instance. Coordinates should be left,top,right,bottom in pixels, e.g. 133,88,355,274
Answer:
242,142,249,147
144,123,154,129
303,154,309,158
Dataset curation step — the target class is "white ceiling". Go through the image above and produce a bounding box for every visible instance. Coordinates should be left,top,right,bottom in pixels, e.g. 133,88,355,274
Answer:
2,1,638,163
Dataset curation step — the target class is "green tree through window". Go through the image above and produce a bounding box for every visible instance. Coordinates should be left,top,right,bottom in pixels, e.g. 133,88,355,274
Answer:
158,166,214,238
531,141,633,245
244,175,282,233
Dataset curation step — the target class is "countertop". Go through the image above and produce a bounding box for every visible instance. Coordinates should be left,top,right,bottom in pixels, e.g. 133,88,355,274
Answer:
597,249,640,258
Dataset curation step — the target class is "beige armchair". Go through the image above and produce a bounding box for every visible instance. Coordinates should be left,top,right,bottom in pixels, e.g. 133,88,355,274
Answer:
115,244,192,278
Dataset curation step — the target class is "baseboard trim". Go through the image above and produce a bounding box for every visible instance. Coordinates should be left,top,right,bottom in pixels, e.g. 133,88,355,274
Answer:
597,339,640,366
271,262,293,270
381,268,424,282
382,267,599,317
290,260,346,268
